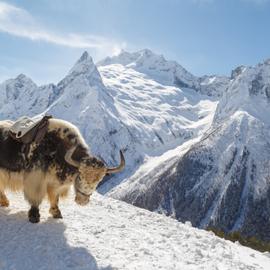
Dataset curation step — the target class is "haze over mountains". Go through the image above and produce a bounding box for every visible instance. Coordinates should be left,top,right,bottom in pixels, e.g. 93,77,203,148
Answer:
1,49,270,241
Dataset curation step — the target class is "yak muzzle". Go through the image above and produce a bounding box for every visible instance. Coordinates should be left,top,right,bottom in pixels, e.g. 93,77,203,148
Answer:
75,192,90,206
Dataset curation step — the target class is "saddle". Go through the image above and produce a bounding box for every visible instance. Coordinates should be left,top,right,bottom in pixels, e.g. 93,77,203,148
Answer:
8,115,52,168
9,115,52,145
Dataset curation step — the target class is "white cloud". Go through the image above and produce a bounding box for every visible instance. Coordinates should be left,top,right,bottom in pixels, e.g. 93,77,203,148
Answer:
0,1,126,55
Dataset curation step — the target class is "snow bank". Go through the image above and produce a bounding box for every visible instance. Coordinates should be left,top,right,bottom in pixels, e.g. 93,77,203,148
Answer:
0,192,269,270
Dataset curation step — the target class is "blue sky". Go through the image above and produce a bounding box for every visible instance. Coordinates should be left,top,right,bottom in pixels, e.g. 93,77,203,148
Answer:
0,0,269,85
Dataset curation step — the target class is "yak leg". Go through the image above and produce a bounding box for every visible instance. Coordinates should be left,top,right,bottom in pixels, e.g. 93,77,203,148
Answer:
47,185,62,219
0,191,9,207
24,171,46,223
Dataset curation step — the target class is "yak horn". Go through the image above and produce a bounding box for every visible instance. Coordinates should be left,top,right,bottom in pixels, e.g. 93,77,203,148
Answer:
106,150,125,174
65,145,80,168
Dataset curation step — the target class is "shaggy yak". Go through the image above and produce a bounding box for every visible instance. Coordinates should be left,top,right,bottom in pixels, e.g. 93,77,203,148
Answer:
0,118,125,223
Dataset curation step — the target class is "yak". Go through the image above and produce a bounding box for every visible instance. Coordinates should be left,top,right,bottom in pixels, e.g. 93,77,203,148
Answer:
0,118,125,223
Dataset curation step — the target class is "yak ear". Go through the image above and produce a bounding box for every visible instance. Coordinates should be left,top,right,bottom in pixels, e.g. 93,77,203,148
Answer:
65,146,80,168
71,145,89,162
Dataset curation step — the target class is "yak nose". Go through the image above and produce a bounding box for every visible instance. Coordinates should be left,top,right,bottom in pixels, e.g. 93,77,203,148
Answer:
75,194,90,206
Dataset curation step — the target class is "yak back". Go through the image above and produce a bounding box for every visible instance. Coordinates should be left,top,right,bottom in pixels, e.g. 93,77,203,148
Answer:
0,121,89,182
30,130,88,181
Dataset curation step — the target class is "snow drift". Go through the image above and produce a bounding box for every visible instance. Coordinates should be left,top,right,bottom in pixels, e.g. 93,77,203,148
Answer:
1,191,270,270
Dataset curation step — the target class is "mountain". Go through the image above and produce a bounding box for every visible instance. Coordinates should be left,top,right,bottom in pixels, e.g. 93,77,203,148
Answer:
1,49,270,243
1,191,270,270
0,74,56,119
0,50,218,191
110,58,270,241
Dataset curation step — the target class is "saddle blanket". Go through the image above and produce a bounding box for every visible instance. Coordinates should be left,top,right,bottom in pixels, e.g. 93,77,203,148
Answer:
9,115,44,139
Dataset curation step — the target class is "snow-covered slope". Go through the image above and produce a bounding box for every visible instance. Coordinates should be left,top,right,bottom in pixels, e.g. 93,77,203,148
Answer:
1,191,270,270
98,49,230,97
111,58,270,242
97,49,199,90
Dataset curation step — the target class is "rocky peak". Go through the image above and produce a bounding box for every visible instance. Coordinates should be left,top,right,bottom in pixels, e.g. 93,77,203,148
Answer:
58,51,104,90
231,65,246,79
78,51,90,63
68,51,96,75
13,73,36,87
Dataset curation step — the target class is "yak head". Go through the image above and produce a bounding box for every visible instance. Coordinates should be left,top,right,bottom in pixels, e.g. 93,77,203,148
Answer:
64,146,125,205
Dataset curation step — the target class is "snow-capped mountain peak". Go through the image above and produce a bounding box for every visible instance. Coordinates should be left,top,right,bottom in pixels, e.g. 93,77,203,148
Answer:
15,73,35,84
214,59,270,125
68,51,99,78
57,51,104,92
0,73,37,102
78,50,91,62
98,48,167,68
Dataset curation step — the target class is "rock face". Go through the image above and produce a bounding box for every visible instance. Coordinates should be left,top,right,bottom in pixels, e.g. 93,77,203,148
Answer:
111,59,270,241
199,75,230,97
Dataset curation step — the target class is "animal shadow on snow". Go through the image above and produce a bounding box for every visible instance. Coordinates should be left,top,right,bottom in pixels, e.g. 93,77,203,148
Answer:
0,208,112,270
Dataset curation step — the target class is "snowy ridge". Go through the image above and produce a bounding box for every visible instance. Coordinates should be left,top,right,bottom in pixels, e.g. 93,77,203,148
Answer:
97,49,230,97
1,191,270,270
97,49,199,90
98,49,230,97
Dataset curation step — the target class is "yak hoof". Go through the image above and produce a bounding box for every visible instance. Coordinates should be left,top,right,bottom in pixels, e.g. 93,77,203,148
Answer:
28,206,40,223
49,207,63,219
0,199,9,207
53,212,63,219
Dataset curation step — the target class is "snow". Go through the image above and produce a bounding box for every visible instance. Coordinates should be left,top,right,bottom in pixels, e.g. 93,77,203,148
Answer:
1,191,270,270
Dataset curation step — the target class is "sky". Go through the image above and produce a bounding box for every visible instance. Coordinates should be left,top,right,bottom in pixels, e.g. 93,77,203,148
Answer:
0,0,269,85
